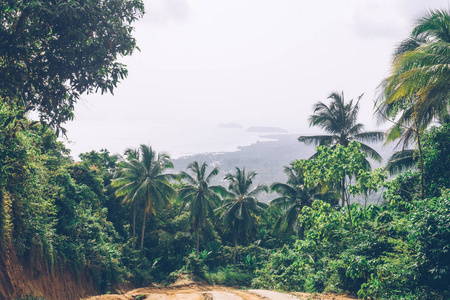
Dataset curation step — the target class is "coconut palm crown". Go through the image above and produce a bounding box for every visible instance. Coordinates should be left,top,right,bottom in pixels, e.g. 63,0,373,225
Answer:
218,167,268,264
179,161,223,257
377,10,450,195
270,164,337,239
298,91,384,166
378,9,450,131
112,144,175,250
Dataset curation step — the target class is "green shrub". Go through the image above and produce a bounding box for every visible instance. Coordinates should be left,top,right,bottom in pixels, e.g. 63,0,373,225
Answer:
183,251,207,279
409,191,450,292
203,266,253,286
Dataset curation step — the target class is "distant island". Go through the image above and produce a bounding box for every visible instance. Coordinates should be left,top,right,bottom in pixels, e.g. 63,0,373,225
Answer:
218,122,243,128
246,126,288,133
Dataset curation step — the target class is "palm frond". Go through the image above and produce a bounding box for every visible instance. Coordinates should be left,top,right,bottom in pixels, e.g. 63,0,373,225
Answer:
247,184,268,197
179,171,197,185
353,131,385,143
358,143,383,163
385,149,417,175
270,182,296,196
298,134,336,146
206,167,219,183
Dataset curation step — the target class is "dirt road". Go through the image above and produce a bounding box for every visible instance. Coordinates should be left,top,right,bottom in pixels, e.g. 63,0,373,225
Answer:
84,284,357,300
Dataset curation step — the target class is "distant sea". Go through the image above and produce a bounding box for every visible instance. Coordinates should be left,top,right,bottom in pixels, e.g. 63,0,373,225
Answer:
65,123,283,160
169,127,281,158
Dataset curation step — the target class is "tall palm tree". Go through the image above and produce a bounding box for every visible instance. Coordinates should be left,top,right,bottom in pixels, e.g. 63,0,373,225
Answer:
270,164,337,239
179,161,223,258
377,10,450,197
112,147,139,249
298,91,384,164
298,92,384,206
112,144,175,250
379,9,450,130
218,167,268,264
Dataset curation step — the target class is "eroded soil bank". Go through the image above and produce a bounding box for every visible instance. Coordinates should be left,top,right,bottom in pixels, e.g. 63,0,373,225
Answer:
0,250,96,300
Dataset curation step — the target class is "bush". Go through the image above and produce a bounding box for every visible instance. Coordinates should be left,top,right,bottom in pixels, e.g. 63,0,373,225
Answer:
409,191,450,292
203,266,253,286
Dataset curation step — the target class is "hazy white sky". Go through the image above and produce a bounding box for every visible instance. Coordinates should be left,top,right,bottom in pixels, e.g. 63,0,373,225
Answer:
64,0,450,159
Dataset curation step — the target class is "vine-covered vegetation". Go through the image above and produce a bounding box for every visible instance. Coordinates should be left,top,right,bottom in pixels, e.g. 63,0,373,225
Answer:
1,4,449,300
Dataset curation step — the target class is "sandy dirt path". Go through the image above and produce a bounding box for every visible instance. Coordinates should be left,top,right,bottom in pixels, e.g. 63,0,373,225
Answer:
204,291,243,300
248,289,299,299
84,284,357,300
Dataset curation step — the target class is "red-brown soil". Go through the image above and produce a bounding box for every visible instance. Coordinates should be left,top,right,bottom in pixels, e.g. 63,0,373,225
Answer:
0,249,96,300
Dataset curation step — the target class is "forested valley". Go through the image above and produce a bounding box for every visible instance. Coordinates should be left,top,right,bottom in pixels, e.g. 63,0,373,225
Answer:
0,1,449,300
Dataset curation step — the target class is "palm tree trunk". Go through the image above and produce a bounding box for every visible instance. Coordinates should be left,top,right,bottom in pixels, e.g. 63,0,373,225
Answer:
342,173,353,226
140,211,146,250
141,188,151,251
416,128,425,199
233,233,237,265
132,202,136,249
196,226,200,259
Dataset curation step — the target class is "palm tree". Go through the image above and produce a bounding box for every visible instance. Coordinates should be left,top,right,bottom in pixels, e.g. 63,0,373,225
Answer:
179,162,223,258
377,10,450,198
218,167,268,264
112,144,175,250
298,91,384,164
298,92,384,206
270,164,337,239
379,9,450,131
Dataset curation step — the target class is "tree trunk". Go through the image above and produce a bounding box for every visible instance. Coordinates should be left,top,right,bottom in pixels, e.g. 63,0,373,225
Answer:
140,211,146,250
416,128,425,199
299,223,305,240
196,227,200,259
132,202,136,249
342,172,353,226
233,234,237,265
346,197,353,227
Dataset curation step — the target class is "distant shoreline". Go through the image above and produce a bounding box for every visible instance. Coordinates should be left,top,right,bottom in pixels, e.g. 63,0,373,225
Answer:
174,133,301,160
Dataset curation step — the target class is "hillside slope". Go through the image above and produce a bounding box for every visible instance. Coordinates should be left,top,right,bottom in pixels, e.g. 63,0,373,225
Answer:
173,134,396,203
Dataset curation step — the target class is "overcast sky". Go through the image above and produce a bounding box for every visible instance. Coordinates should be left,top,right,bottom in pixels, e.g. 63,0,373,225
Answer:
64,0,450,159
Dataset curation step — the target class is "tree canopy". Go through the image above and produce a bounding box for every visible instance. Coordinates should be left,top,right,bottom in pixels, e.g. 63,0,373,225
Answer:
0,0,144,133
218,167,268,264
378,9,450,131
112,145,175,250
298,91,384,164
179,161,222,257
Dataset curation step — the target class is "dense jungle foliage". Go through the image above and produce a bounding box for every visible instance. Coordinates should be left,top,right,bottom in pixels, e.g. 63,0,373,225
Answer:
1,4,449,300
1,101,449,299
